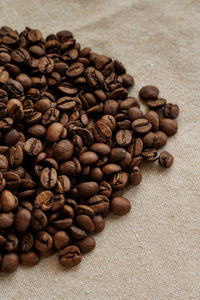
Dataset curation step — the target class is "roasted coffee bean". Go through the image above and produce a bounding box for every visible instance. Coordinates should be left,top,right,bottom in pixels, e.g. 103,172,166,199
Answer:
99,181,112,198
0,212,14,229
3,233,18,252
77,182,99,199
128,107,143,121
34,190,54,210
55,175,70,193
100,115,116,131
139,85,159,101
0,102,7,118
110,172,128,190
8,145,23,167
87,195,109,214
0,190,18,211
53,231,70,250
144,110,159,131
7,99,24,122
19,232,34,252
38,56,54,73
159,118,178,136
129,166,142,186
116,130,132,146
0,154,8,171
142,132,155,148
93,214,105,233
76,214,95,232
159,151,174,168
24,138,42,156
15,208,31,232
40,167,57,189
0,172,6,192
102,163,122,175
79,151,99,165
0,253,19,273
59,245,82,268
111,196,131,215
11,48,30,64
152,131,167,149
163,103,179,119
132,118,152,135
92,121,112,143
20,251,40,266
31,210,47,230
142,149,158,162
3,171,21,189
35,231,53,253
53,139,74,161
75,236,96,254
70,225,87,240
146,98,166,109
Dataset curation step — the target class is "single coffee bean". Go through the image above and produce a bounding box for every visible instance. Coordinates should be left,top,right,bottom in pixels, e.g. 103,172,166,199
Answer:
8,145,23,167
129,166,142,186
75,236,96,254
152,131,167,149
34,190,54,210
35,231,53,253
141,149,159,162
0,212,14,229
0,253,19,273
3,171,21,189
59,245,82,268
128,107,143,121
116,130,132,146
79,151,99,165
24,138,42,156
70,225,87,240
92,120,112,143
110,172,128,190
132,118,152,135
102,163,122,175
15,208,31,232
159,118,178,136
0,154,8,171
144,110,159,131
146,98,166,109
31,210,47,230
20,251,40,266
53,231,70,250
111,196,131,215
19,232,34,252
40,167,57,189
142,132,155,148
159,151,174,168
46,122,63,142
163,103,179,119
3,233,18,252
139,85,159,101
76,214,95,232
77,182,99,199
53,139,74,161
38,56,54,73
0,172,6,192
93,214,105,233
87,195,109,214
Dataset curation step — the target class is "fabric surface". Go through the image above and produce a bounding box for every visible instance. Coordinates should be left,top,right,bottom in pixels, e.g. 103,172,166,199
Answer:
0,0,200,299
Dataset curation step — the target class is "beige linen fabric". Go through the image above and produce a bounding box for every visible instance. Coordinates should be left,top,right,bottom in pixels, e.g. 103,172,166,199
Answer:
0,0,200,299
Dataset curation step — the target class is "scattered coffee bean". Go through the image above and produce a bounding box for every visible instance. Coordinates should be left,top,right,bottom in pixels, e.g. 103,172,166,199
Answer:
111,197,131,215
159,151,174,168
163,103,179,119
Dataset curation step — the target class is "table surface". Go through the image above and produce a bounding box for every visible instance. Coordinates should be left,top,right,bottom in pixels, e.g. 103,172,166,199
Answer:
0,1,199,299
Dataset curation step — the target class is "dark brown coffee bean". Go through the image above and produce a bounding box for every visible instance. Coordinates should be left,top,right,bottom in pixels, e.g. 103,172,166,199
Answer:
59,245,82,268
121,73,134,87
8,145,23,167
87,195,109,214
70,225,87,240
0,102,7,118
4,78,24,98
139,85,159,101
110,172,128,190
53,139,74,161
79,151,99,165
11,48,30,64
104,100,119,115
132,118,152,135
100,115,116,131
159,151,174,168
66,62,84,78
77,182,99,199
159,118,178,136
90,167,103,182
55,175,70,194
75,236,96,254
116,130,132,146
38,56,54,73
20,251,40,266
4,129,19,145
92,120,112,142
111,196,131,215
3,171,21,189
31,210,47,230
76,214,95,232
129,166,142,186
109,87,128,100
0,117,13,130
144,110,159,131
163,103,179,119
128,107,143,121
7,99,24,122
0,190,17,212
85,67,104,89
3,233,18,252
35,231,53,253
24,138,42,156
40,167,57,189
53,231,70,250
0,154,8,171
0,172,6,192
102,163,122,175
99,181,112,198
147,98,166,109
0,253,19,273
27,124,46,137
15,208,31,232
19,233,33,252
141,149,158,162
0,212,14,229
93,214,105,233
152,131,167,149
34,190,54,211
142,132,155,148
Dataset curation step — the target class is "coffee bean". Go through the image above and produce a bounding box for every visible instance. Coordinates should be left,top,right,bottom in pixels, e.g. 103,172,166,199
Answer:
93,214,105,233
100,115,116,131
53,139,74,161
38,56,54,73
102,163,122,175
160,118,178,136
132,118,152,135
75,236,96,254
59,245,82,268
163,103,179,119
144,110,159,131
111,196,131,215
19,233,33,252
79,151,99,165
34,190,54,210
159,151,174,168
24,138,42,156
116,130,132,146
87,195,109,214
66,62,84,78
139,85,159,101
15,208,31,232
152,131,167,149
70,225,87,240
76,214,95,232
35,231,53,253
40,167,57,189
147,98,166,109
110,172,128,190
8,145,23,167
20,251,40,266
53,231,70,250
31,210,47,230
142,149,158,162
128,107,143,121
77,182,99,199
0,212,14,229
129,166,142,186
3,171,21,189
0,253,19,273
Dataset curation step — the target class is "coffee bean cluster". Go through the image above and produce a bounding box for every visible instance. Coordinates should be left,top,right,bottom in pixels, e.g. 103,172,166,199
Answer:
0,26,179,273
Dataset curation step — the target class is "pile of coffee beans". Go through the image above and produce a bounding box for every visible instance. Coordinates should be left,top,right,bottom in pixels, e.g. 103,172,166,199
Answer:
0,26,179,273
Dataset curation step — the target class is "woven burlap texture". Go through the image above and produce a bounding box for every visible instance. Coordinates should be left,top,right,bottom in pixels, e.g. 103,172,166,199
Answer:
0,0,199,299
